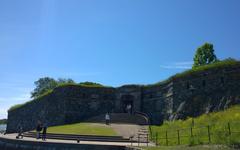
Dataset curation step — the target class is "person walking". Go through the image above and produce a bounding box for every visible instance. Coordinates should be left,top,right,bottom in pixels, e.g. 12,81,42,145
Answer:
16,124,23,139
126,104,132,114
42,123,47,141
36,121,42,139
105,113,110,125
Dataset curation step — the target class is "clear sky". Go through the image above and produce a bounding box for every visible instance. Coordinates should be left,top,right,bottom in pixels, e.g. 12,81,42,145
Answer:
0,0,240,119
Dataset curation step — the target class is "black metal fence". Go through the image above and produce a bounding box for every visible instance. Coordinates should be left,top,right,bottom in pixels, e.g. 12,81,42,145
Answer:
150,121,240,146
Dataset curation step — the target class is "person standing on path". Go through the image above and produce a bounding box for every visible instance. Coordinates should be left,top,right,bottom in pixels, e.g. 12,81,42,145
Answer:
105,113,110,125
42,123,47,141
36,121,42,139
126,104,132,114
16,124,23,139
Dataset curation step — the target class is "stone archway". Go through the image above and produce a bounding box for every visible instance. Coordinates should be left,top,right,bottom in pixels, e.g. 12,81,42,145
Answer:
121,95,135,113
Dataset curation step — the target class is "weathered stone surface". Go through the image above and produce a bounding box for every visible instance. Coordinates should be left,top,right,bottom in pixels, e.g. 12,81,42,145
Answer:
7,64,240,132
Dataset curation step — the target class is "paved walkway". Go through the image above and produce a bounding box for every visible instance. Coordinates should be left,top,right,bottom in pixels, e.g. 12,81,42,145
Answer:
92,123,147,138
69,122,149,140
80,123,145,138
0,133,154,147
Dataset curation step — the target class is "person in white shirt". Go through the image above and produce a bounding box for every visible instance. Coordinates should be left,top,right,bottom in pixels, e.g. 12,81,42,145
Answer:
105,113,110,125
126,104,132,114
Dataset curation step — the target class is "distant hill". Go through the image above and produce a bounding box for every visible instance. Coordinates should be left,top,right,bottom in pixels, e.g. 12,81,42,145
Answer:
0,119,7,124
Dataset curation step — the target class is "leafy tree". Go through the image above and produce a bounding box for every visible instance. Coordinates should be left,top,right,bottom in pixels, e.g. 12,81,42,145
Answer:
31,77,58,98
0,119,7,124
57,78,75,84
31,77,75,98
193,43,218,68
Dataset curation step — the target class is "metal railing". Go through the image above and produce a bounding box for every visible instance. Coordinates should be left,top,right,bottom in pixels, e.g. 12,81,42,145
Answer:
151,121,240,146
134,111,152,136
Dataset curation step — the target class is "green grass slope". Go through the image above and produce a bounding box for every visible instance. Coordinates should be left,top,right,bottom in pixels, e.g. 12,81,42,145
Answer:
143,145,233,150
150,105,240,146
46,123,117,136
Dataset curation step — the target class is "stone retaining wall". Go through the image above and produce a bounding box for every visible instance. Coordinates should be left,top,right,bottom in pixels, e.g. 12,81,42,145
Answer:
0,136,126,150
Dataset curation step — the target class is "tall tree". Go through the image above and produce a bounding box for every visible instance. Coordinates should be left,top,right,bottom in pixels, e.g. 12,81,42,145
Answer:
31,77,58,98
31,77,76,98
193,43,218,68
57,78,75,84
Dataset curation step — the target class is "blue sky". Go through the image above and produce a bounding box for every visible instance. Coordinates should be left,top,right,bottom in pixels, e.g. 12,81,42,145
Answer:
0,0,240,119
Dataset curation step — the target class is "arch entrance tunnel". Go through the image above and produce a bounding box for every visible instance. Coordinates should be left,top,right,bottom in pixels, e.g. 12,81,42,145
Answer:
121,95,134,113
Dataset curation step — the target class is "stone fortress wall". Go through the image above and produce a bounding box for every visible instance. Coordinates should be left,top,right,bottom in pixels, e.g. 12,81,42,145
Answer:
7,64,240,133
7,87,117,133
142,64,240,123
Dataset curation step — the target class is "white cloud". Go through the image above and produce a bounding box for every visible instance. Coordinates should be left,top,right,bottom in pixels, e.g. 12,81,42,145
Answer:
174,61,193,65
0,92,31,119
160,61,193,69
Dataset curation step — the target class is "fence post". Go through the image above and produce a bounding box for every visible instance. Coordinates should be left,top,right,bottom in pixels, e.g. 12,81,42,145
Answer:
228,122,231,136
147,133,149,147
166,131,168,146
131,136,133,146
190,127,193,137
155,132,158,146
177,130,180,145
138,134,140,147
207,125,211,143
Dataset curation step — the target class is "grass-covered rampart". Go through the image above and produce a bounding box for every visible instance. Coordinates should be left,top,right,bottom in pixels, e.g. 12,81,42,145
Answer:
8,59,240,112
8,83,112,112
173,59,239,79
146,59,240,87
